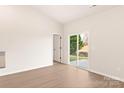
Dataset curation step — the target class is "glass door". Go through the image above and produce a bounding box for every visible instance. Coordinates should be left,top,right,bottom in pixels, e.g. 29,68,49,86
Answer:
69,35,78,66
69,32,89,69
77,32,89,69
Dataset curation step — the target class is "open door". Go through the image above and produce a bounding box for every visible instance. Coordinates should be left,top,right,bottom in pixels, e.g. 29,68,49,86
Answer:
53,34,61,62
0,52,5,68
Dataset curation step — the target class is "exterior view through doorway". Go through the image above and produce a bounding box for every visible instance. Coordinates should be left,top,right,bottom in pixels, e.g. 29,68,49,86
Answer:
69,32,89,69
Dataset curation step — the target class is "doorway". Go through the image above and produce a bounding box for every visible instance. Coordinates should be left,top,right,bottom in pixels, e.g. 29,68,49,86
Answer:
53,34,61,63
69,32,89,69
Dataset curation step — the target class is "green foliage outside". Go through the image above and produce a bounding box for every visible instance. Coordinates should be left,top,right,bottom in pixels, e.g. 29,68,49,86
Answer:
70,35,87,62
70,35,84,55
70,55,88,61
70,35,77,55
78,35,84,50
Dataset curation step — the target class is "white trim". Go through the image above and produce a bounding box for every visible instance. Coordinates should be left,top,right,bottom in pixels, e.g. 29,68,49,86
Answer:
77,34,79,66
88,69,124,82
0,63,53,76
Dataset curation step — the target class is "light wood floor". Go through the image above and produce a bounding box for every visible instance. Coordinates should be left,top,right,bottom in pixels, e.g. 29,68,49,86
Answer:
0,62,124,88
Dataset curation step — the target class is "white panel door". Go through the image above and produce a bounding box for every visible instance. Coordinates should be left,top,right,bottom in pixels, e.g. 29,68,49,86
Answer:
53,35,61,62
0,52,5,68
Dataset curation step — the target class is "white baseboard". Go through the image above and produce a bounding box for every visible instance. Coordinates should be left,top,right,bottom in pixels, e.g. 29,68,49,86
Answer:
0,64,53,76
88,69,124,82
61,62,124,82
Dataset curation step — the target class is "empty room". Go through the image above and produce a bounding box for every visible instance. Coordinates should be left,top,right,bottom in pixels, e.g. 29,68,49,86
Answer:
0,5,124,88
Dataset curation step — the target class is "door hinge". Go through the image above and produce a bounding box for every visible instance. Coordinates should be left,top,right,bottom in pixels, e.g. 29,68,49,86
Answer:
60,47,62,49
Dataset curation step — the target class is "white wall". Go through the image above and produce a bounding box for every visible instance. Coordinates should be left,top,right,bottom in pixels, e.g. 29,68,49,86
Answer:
0,6,63,76
64,6,124,81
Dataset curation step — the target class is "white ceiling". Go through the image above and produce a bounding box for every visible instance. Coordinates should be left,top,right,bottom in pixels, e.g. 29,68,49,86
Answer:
33,5,115,24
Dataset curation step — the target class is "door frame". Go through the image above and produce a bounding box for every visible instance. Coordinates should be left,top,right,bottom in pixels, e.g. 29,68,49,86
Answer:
52,33,62,63
68,32,90,69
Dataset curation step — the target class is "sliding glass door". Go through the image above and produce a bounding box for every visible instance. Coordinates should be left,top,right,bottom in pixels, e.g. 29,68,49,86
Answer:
69,32,89,69
70,35,77,66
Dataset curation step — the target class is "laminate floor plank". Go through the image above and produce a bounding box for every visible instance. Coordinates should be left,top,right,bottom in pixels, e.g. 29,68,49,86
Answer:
0,62,124,88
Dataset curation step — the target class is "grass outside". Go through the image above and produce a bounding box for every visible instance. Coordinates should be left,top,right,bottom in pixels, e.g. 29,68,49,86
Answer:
70,55,88,61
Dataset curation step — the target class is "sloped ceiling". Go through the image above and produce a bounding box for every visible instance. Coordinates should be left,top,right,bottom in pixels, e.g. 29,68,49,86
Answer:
33,5,116,23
